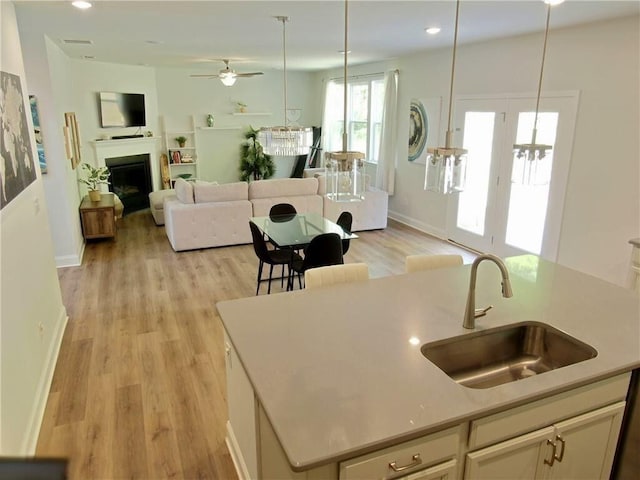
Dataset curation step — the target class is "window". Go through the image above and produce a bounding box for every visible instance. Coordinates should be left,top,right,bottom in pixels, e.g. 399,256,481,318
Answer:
323,75,385,163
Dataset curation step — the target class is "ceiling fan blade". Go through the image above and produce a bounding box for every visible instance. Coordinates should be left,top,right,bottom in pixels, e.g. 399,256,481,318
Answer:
190,74,219,78
235,72,264,77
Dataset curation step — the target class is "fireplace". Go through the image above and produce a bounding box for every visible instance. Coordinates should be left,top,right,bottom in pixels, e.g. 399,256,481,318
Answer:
105,154,152,214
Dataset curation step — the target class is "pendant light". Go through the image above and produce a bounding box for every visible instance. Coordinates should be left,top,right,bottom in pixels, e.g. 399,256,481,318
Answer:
424,0,467,195
512,0,562,185
258,16,313,156
325,0,366,202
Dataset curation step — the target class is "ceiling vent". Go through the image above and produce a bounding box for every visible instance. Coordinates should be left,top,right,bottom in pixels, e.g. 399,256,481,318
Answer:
62,39,93,45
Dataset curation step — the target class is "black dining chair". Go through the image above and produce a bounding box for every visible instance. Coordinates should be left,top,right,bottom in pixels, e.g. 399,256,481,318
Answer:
336,211,353,255
249,222,301,295
289,232,344,290
269,203,297,222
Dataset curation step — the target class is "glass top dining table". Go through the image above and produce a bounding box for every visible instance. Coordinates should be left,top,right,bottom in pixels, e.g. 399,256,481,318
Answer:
250,212,357,250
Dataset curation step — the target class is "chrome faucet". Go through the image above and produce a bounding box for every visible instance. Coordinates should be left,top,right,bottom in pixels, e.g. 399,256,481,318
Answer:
463,254,513,329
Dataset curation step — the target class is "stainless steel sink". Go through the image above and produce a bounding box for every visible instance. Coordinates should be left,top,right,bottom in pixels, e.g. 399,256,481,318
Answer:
421,321,597,389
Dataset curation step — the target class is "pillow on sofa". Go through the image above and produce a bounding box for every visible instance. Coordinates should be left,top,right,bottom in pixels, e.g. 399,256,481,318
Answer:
194,181,248,203
174,178,194,204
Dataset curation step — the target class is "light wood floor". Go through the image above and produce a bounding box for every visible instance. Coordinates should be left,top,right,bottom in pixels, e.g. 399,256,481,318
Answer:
36,209,475,479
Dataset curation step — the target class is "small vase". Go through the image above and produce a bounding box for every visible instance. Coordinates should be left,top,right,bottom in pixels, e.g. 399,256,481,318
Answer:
89,190,101,202
206,114,214,127
178,142,186,148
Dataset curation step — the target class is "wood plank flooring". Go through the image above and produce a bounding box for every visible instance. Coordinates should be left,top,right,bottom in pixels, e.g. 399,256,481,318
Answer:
36,209,474,479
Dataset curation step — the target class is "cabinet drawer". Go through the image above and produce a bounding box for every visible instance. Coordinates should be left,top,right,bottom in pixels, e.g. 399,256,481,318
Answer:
468,373,630,449
339,426,461,480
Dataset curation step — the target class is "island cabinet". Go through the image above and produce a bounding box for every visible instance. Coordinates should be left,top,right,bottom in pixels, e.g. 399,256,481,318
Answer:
225,327,630,480
464,374,628,480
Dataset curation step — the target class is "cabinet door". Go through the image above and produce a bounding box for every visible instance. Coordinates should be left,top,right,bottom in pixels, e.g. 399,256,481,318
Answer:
465,426,554,480
548,402,625,480
81,209,115,238
224,334,259,480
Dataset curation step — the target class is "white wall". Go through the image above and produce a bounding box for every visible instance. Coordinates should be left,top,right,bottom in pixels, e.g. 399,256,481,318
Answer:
19,28,85,267
155,67,319,184
70,60,161,188
329,16,638,287
0,1,67,454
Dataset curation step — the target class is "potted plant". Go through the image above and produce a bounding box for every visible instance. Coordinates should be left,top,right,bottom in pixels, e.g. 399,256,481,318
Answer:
175,136,187,147
78,163,110,201
236,101,247,113
240,127,275,181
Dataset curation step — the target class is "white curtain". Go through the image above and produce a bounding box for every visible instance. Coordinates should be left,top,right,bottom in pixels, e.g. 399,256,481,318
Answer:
375,70,399,195
320,79,342,168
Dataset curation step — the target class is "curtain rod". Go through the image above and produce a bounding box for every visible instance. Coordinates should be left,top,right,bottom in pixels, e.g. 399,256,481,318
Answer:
328,69,398,82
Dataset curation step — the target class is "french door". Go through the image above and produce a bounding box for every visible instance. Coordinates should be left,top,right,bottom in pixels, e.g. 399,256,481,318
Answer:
446,93,578,261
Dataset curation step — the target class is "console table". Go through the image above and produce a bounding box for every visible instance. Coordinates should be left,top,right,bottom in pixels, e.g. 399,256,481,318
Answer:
79,194,116,240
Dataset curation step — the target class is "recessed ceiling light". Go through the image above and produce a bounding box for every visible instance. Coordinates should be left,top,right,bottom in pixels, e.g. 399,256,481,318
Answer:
425,27,441,35
72,1,92,9
543,0,565,5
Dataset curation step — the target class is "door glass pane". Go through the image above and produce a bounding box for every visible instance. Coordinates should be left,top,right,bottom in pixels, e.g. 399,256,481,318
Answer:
505,112,559,254
456,112,496,235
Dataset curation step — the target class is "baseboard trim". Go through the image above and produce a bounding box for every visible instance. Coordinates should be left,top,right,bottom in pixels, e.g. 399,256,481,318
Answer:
387,210,447,239
226,421,250,480
55,248,82,268
23,307,68,454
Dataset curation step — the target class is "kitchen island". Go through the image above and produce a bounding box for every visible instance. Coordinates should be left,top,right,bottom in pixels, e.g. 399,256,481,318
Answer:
217,255,640,479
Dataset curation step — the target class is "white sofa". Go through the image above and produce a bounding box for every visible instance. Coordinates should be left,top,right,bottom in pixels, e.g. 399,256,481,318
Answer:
249,177,323,217
162,175,388,252
164,179,253,251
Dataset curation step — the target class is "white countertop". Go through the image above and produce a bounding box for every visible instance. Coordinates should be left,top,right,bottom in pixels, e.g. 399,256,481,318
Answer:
217,255,640,471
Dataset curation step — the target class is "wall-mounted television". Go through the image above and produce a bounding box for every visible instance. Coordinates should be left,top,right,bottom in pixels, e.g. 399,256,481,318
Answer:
98,92,146,128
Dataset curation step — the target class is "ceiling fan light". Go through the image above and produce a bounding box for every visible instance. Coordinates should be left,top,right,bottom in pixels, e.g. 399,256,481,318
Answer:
220,74,236,87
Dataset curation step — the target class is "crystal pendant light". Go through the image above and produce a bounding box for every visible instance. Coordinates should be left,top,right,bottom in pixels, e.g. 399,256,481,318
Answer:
325,0,365,202
424,0,467,195
512,0,559,186
258,16,313,156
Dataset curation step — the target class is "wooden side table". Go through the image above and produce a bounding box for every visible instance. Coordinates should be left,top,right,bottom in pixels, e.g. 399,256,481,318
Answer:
79,194,116,240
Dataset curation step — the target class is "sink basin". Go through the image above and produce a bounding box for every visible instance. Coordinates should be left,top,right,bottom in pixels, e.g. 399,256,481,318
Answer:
421,321,597,389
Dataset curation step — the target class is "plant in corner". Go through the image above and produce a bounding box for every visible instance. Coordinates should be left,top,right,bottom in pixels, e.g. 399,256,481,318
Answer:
78,163,110,201
239,127,275,181
175,136,187,147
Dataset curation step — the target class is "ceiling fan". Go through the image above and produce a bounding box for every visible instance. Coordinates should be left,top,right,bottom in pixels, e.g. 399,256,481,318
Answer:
190,59,264,87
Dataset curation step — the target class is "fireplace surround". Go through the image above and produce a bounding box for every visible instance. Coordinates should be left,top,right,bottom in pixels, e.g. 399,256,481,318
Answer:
105,154,151,213
90,137,161,211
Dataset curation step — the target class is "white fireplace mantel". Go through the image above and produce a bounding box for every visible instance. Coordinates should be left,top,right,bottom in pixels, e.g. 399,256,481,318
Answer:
90,137,161,191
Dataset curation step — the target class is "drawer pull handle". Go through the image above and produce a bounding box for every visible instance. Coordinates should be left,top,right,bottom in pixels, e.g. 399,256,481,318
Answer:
554,435,566,462
389,454,422,473
544,439,556,466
